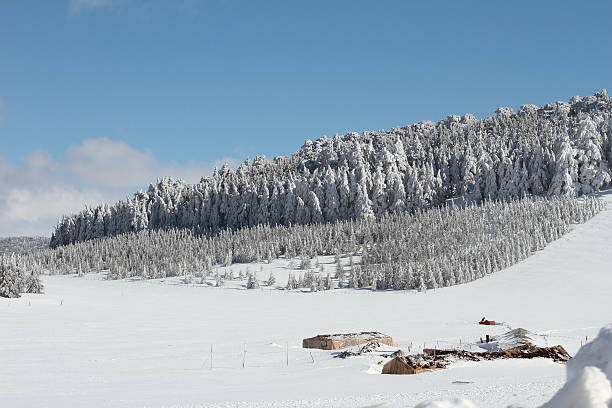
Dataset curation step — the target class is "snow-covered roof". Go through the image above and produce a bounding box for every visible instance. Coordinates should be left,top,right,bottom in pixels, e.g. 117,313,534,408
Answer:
314,332,391,341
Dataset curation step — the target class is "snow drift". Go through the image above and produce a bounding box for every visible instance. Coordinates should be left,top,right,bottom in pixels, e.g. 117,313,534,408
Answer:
541,324,612,408
415,399,479,408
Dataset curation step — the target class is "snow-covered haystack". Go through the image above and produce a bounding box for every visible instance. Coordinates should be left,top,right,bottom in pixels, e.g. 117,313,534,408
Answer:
481,328,549,352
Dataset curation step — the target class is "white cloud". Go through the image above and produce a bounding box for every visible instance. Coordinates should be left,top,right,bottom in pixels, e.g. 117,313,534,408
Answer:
0,138,236,237
22,150,57,171
64,138,158,187
62,138,235,187
3,186,106,223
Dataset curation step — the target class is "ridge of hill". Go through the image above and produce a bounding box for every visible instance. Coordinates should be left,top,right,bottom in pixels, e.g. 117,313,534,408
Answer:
0,237,50,255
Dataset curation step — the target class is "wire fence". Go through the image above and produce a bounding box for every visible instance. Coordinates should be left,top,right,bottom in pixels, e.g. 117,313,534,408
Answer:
161,328,597,372
194,341,328,370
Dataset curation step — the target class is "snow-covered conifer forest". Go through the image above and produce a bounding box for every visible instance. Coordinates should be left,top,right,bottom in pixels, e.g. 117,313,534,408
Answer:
8,196,603,293
50,91,612,248
0,238,46,297
0,254,44,298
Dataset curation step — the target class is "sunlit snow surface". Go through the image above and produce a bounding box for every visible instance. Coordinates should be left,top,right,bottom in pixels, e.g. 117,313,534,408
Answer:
2,193,612,408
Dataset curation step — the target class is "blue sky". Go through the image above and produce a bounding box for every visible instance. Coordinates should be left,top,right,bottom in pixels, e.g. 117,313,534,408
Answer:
1,0,611,236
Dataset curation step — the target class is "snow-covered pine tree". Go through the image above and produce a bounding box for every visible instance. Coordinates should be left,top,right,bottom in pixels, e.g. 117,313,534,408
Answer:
246,272,259,289
267,272,276,286
25,271,44,294
0,260,21,298
548,135,578,197
574,117,611,194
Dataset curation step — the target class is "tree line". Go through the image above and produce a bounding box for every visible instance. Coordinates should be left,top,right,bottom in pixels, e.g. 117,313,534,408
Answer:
10,196,603,293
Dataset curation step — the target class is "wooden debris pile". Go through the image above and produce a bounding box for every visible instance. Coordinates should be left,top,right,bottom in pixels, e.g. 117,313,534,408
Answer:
383,344,570,375
474,344,570,362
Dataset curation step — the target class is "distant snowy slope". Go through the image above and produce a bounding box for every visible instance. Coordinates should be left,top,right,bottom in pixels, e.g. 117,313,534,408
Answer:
0,236,49,255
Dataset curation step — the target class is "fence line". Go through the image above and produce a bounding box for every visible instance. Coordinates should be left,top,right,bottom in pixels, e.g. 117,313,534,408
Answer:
191,331,595,371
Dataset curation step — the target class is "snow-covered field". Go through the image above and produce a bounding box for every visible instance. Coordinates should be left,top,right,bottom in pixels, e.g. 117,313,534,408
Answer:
3,195,612,408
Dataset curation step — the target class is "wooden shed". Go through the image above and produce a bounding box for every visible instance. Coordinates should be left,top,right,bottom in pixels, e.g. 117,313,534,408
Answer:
302,331,394,350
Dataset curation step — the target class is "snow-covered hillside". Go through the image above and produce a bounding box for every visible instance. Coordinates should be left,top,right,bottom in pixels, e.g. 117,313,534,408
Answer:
2,193,612,408
50,91,612,248
11,196,603,295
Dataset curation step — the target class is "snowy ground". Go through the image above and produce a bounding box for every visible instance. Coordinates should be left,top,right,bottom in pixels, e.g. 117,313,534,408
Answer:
3,194,612,408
